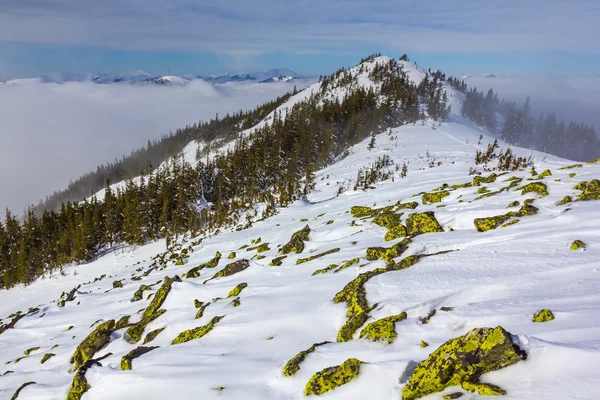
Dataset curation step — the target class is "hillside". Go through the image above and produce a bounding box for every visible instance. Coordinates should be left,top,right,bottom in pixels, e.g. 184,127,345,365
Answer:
1,56,600,400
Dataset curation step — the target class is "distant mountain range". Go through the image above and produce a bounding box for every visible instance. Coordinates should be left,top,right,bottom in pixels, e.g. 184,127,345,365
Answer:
0,68,307,87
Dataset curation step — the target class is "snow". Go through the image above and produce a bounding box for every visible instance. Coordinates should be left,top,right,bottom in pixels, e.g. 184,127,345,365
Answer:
2,59,600,399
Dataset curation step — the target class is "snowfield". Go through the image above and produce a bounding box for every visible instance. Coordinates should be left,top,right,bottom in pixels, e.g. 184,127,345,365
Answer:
1,58,600,400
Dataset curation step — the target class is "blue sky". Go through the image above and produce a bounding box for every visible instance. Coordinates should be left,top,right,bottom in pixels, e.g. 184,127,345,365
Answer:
1,1,599,78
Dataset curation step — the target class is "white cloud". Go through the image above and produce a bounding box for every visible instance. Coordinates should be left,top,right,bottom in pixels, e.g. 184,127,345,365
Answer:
0,80,301,213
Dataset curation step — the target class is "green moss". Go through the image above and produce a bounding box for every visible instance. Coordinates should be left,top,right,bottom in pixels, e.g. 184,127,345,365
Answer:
440,306,454,312
227,252,236,259
238,244,249,250
280,225,311,255
125,276,180,343
477,187,490,194
120,346,158,370
205,259,250,283
501,219,520,228
304,358,364,396
23,347,40,356
175,258,184,266
283,341,330,377
507,201,520,207
570,240,586,250
396,201,419,209
385,224,407,241
422,191,450,204
270,256,287,266
325,220,334,225
443,393,464,399
112,280,124,288
10,381,36,400
569,173,576,178
406,212,443,236
420,309,436,324
451,182,473,189
115,315,131,330
142,327,165,344
313,264,338,275
474,215,512,232
70,319,115,370
372,212,402,228
559,163,582,170
359,312,407,343
172,316,224,345
538,169,552,179
227,282,248,298
366,238,411,262
533,309,555,323
351,206,373,218
420,341,429,348
472,173,497,186
335,258,360,273
133,284,151,302
300,218,309,222
574,179,600,201
66,353,111,400
520,182,549,196
255,243,270,253
462,381,506,395
296,248,340,265
195,302,210,319
230,297,241,307
401,326,525,400
40,353,55,364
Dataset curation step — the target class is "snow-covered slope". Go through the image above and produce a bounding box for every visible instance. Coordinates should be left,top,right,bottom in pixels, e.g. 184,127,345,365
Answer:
2,57,600,400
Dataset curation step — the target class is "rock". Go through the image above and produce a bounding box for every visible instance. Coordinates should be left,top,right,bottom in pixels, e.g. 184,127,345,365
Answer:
385,224,407,241
372,212,403,228
185,252,222,278
206,259,250,282
172,316,224,345
227,252,236,259
142,327,165,344
359,312,407,343
401,326,525,400
283,341,330,377
112,280,124,289
66,352,111,400
420,341,429,348
574,179,600,201
533,309,555,322
520,182,549,197
444,393,463,399
473,173,497,186
296,248,340,265
406,212,443,236
120,346,159,370
40,353,56,364
227,283,248,298
538,169,552,179
396,201,419,209
304,358,364,396
70,320,115,370
422,191,450,204
10,381,36,400
462,381,506,395
559,196,572,205
280,225,311,254
351,206,373,218
270,256,287,266
570,240,586,250
23,347,40,356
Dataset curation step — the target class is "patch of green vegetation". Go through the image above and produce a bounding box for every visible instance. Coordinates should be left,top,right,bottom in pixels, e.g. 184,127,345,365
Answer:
372,212,403,228
120,346,158,370
70,320,115,370
142,327,165,344
227,283,248,298
559,164,582,170
296,248,340,265
185,252,222,278
520,182,548,196
472,173,497,186
420,341,429,348
205,259,250,283
312,264,338,275
23,347,40,356
283,341,331,377
172,316,224,345
462,381,506,395
40,353,55,364
10,381,36,400
396,201,419,209
335,258,360,273
270,256,287,266
574,179,600,201
533,308,555,323
227,252,236,259
115,315,131,330
405,212,443,236
351,206,373,218
230,297,241,307
571,240,586,250
133,285,151,302
538,169,552,179
450,182,473,189
385,224,407,241
359,312,407,343
304,358,364,396
422,191,450,204
366,238,411,262
280,225,311,255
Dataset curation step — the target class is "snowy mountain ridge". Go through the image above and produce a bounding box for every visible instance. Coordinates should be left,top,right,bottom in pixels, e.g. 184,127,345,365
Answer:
1,56,600,400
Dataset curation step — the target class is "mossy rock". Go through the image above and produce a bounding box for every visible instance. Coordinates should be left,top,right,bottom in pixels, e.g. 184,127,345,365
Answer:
351,206,373,218
175,258,185,266
142,327,165,344
385,224,407,241
570,239,586,250
206,259,250,283
520,182,548,196
270,256,287,266
559,163,582,170
420,309,436,324
574,179,600,201
227,282,248,298
70,319,115,370
538,169,552,179
422,191,450,204
472,173,497,186
132,284,151,302
172,316,224,345
366,238,411,262
304,358,365,396
474,214,513,232
115,315,131,330
335,258,360,273
125,276,180,343
359,312,407,343
67,352,111,400
280,225,311,255
420,341,429,348
462,381,506,395
195,302,210,319
313,264,338,275
120,346,158,370
112,280,124,289
401,326,525,400
296,248,340,265
185,252,222,278
477,187,490,194
40,353,56,364
507,201,520,208
300,218,309,222
283,341,330,377
230,297,241,307
533,309,555,322
372,212,402,228
10,381,36,400
227,252,236,259
501,219,520,228
444,393,464,399
255,243,270,253
450,182,472,189
24,346,40,356
396,201,419,209
406,212,443,236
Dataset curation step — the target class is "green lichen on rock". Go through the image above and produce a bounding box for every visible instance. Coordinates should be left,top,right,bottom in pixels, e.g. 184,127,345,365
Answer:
520,182,548,196
227,282,248,298
70,319,115,370
444,393,464,399
533,309,555,322
501,219,520,228
40,353,55,364
451,182,472,190
574,179,600,201
420,341,429,348
283,341,330,377
296,248,340,265
10,381,36,400
406,212,443,236
474,215,512,232
560,163,583,170
396,201,419,209
195,302,210,319
185,252,222,278
507,201,520,208
206,259,250,283
351,206,373,218
67,352,111,400
313,264,338,275
366,238,411,262
142,327,165,344
477,187,490,194
335,258,360,273
125,276,180,343
280,225,311,255
23,347,40,356
420,309,436,324
255,243,270,253
172,316,224,345
120,346,158,370
112,280,124,288
304,358,364,396
227,252,236,259
569,173,576,178
385,224,407,241
373,212,403,228
422,191,450,204
472,173,497,186
462,381,506,395
230,297,241,307
270,255,287,266
401,326,525,400
570,240,586,250
538,169,552,179
133,284,151,302
359,312,407,343
115,315,131,330
174,258,184,266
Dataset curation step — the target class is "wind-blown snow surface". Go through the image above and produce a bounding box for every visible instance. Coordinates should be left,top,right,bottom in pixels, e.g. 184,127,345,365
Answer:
2,120,600,399
2,57,600,399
